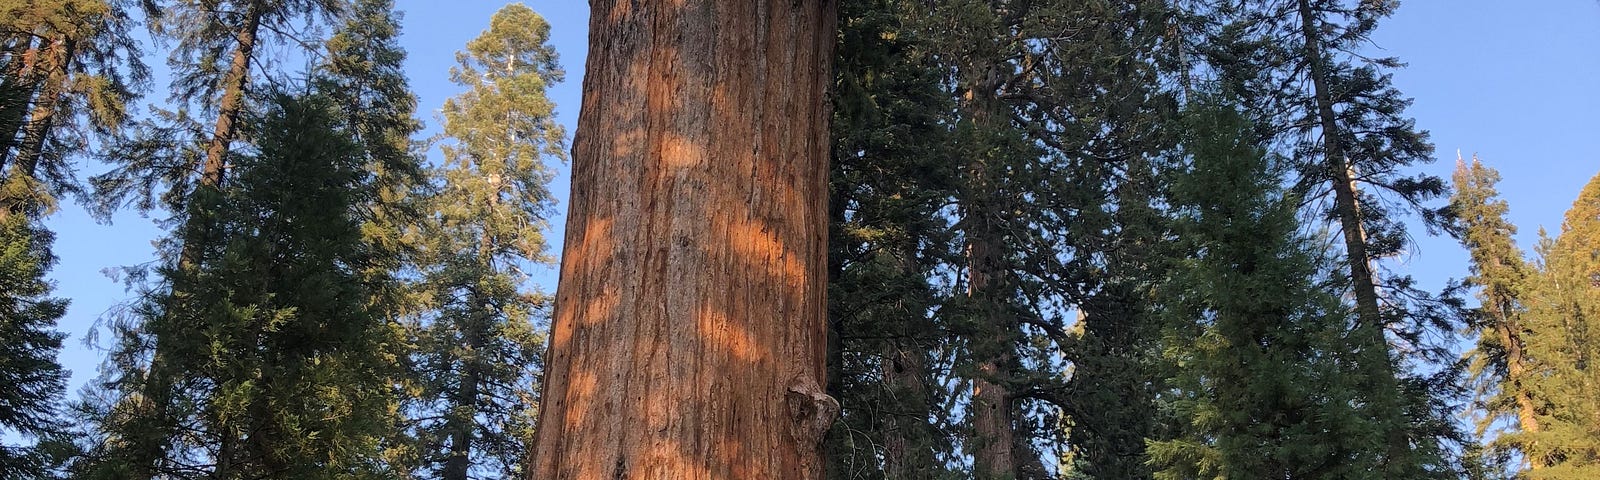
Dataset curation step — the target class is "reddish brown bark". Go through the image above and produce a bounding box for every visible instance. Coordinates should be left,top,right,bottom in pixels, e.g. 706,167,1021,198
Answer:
961,57,1021,479
967,218,1015,478
13,35,71,180
528,1,838,478
0,37,40,172
201,3,263,188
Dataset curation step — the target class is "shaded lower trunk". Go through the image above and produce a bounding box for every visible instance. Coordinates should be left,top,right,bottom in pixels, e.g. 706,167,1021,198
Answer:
971,357,1017,478
442,303,485,480
881,341,936,478
442,365,479,480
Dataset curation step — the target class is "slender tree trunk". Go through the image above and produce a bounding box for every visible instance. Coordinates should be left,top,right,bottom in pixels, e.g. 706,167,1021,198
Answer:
881,241,935,478
1296,0,1381,334
1296,0,1408,471
13,36,71,180
965,162,1020,478
202,3,263,188
0,37,40,171
960,59,1021,480
1499,313,1542,468
443,308,483,480
823,189,847,479
880,342,931,478
528,1,838,478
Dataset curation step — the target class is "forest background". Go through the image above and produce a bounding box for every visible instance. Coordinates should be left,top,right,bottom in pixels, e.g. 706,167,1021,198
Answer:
3,0,1596,477
42,0,1600,409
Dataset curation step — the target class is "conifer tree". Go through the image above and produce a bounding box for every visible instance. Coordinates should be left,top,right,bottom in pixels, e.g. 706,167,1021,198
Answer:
317,0,425,285
0,2,140,477
1148,100,1390,480
81,90,400,480
0,0,144,216
884,1,1178,477
0,216,69,479
1198,0,1463,473
826,0,960,476
405,4,563,479
94,0,343,210
314,0,425,473
84,2,349,475
1450,155,1541,470
924,2,1059,475
1519,171,1600,478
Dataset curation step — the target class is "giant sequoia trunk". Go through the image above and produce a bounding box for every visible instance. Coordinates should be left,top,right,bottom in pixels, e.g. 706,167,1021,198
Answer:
528,1,838,478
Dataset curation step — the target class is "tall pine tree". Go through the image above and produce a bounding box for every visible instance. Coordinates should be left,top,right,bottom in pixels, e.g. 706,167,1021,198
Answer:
1451,155,1541,472
1149,100,1394,480
81,89,401,480
0,2,141,477
0,214,69,479
405,4,563,479
826,0,960,476
84,2,351,476
1520,171,1600,478
1197,1,1464,473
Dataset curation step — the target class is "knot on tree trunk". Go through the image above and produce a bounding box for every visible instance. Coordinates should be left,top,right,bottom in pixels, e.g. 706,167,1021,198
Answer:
785,374,839,447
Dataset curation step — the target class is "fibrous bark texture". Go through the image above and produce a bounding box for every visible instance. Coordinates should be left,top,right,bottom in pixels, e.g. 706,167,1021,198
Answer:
529,1,838,479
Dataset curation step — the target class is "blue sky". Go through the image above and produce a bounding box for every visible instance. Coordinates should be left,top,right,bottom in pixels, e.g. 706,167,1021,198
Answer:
41,1,1600,400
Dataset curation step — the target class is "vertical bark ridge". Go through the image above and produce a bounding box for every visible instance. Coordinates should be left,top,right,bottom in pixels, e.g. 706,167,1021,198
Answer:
530,1,837,478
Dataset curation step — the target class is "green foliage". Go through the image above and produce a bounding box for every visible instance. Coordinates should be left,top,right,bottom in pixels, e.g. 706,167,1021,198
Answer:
5,2,1584,479
1150,100,1396,480
316,0,427,472
825,0,961,477
0,0,145,214
81,90,402,480
1450,156,1540,472
402,4,564,479
1518,172,1600,477
1192,0,1467,475
826,1,1179,477
319,0,425,246
92,0,342,214
0,216,68,479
